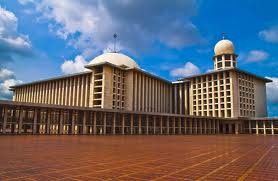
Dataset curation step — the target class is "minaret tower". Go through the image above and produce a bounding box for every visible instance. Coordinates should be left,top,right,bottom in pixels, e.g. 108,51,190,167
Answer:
213,35,237,70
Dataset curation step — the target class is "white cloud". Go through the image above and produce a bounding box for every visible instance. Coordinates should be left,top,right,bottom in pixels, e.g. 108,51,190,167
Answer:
0,79,22,98
0,6,32,64
259,26,278,43
0,68,22,99
245,50,269,63
266,77,278,104
18,0,34,5
170,62,200,78
24,0,203,57
0,68,14,81
61,55,88,74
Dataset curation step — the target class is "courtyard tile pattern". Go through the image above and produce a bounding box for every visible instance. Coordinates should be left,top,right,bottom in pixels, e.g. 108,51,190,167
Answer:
0,135,277,180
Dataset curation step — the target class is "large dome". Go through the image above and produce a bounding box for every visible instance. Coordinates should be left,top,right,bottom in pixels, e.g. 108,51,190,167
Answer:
88,52,139,69
214,39,235,55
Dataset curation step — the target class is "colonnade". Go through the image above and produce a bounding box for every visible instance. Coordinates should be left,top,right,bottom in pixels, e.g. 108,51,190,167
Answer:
245,119,278,135
0,105,222,135
0,101,277,135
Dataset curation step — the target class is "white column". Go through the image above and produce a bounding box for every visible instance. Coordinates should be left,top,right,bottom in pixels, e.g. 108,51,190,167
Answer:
138,115,142,135
82,111,87,134
130,114,133,135
112,113,116,135
166,116,169,135
2,107,8,134
271,120,274,135
93,112,97,135
18,109,24,134
263,121,266,135
121,114,125,135
33,109,38,134
256,120,259,135
59,110,64,134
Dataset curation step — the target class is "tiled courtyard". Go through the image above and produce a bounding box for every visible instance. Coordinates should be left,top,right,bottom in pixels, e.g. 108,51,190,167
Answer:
0,135,277,181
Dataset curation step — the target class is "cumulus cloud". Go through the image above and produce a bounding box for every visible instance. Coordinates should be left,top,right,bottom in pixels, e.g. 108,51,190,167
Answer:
266,77,278,104
0,7,29,99
244,50,269,63
0,68,22,99
259,26,278,43
61,55,88,74
22,0,203,57
0,6,33,64
170,62,200,78
0,68,14,81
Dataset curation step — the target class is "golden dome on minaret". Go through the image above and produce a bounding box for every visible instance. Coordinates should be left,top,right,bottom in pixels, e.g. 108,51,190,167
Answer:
214,39,235,56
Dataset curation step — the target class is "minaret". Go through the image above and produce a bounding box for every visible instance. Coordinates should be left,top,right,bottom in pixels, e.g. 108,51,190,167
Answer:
213,35,237,70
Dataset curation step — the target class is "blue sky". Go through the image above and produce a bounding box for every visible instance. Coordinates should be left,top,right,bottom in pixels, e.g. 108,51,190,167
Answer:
0,0,277,116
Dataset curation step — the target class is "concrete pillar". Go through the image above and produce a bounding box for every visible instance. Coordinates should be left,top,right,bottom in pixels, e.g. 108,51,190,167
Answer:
112,113,116,135
103,112,106,135
208,119,212,134
153,116,156,135
199,119,202,135
178,117,181,134
249,120,252,134
46,110,51,134
18,109,24,134
229,124,232,134
235,123,239,134
82,111,87,134
184,118,187,135
263,121,266,135
204,119,207,134
166,116,170,135
271,120,274,135
121,114,125,135
173,117,176,135
138,115,142,135
223,123,226,134
146,115,149,135
160,116,163,135
93,112,97,135
195,119,198,134
130,114,133,135
59,110,64,134
2,106,8,134
213,120,216,134
71,111,75,134
189,119,193,134
256,120,259,135
217,120,220,134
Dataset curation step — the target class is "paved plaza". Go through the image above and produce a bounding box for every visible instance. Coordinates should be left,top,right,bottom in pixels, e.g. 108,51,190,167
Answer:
0,135,277,181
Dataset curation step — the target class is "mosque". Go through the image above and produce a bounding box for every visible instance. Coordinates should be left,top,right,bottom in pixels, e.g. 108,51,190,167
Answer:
0,38,276,135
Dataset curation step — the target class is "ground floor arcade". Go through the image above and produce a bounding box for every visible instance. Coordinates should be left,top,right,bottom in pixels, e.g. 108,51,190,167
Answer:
0,100,277,135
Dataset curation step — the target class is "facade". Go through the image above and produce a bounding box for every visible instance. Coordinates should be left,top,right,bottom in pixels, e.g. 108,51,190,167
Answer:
0,38,276,135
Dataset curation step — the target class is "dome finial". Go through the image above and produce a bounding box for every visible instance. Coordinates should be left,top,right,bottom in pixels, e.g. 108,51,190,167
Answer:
222,32,225,40
113,33,118,53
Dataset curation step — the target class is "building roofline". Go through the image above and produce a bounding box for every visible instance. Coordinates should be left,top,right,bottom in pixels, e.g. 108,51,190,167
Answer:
10,71,92,89
179,68,272,83
86,61,172,83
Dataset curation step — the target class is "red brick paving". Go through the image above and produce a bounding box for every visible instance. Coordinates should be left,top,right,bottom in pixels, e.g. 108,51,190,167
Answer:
0,135,277,180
